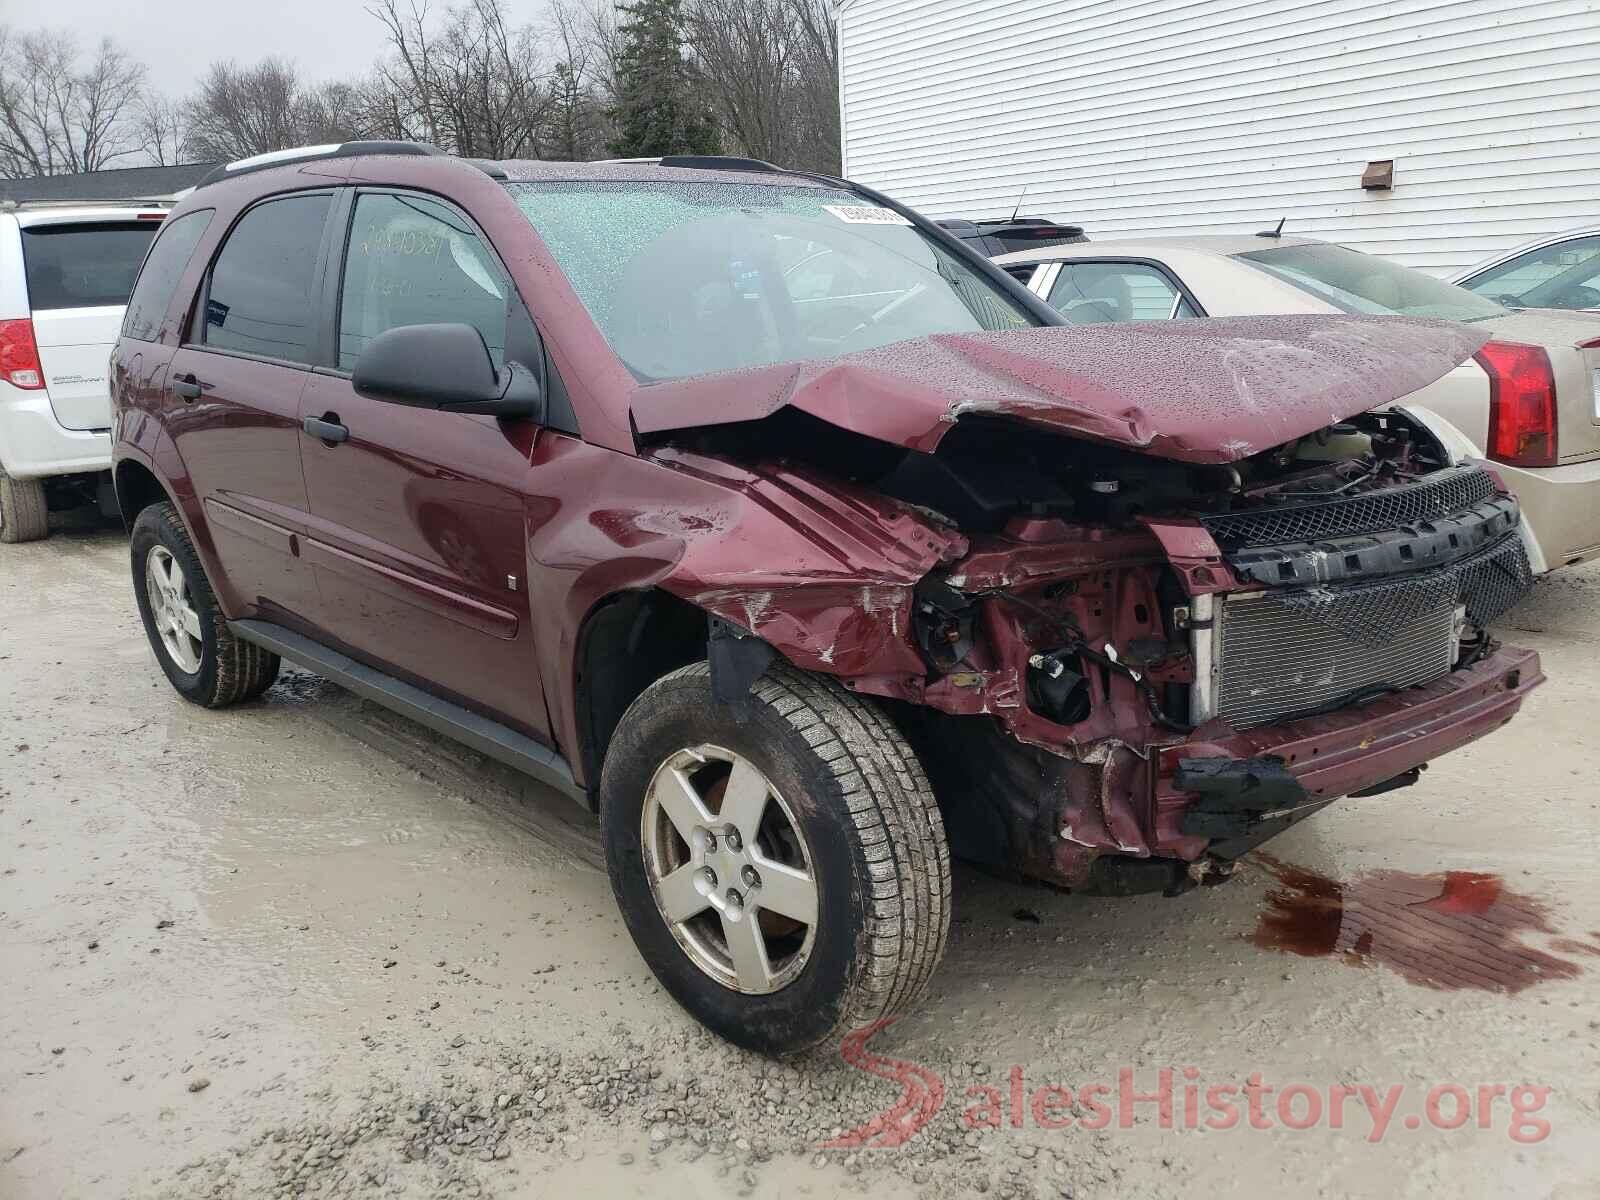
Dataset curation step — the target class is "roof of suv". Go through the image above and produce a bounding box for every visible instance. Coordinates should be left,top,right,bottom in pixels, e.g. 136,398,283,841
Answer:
188,142,840,197
494,159,837,188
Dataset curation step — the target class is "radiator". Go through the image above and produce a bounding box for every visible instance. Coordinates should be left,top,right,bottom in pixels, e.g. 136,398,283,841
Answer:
1215,589,1456,731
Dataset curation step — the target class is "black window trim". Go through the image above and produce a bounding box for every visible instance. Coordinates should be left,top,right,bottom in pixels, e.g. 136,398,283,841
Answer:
315,184,578,436
1043,256,1209,319
317,185,525,380
319,185,549,377
182,187,340,372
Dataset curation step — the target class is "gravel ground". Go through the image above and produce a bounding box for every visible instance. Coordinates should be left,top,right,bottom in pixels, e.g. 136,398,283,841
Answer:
2,517,1598,1199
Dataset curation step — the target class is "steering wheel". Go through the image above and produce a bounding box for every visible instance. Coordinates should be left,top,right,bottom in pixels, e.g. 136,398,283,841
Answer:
833,282,931,349
1550,284,1600,309
1064,298,1122,324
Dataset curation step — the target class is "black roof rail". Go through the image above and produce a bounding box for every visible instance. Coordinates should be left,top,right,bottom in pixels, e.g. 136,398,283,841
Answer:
986,220,1087,240
193,141,448,190
657,155,788,174
938,215,1089,248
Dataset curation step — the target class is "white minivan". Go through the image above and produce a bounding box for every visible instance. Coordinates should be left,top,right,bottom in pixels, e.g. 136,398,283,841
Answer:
0,204,167,542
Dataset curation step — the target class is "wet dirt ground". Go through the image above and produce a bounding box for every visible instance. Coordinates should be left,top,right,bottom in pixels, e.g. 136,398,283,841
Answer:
3,519,1597,1200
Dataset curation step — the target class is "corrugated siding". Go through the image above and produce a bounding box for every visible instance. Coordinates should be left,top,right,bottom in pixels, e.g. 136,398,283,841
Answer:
839,0,1600,275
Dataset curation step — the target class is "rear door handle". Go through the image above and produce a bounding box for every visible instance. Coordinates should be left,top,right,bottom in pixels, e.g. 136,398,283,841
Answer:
173,374,203,401
302,415,349,445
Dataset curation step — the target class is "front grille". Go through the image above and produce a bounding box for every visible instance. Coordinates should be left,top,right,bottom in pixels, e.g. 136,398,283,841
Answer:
1216,591,1455,730
1200,466,1497,549
1214,532,1532,730
1273,533,1533,643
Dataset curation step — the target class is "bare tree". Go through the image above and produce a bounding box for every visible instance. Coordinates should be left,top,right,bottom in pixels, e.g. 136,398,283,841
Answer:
785,0,840,174
0,0,838,176
683,0,839,174
0,28,147,176
183,58,368,162
135,92,189,166
573,0,625,110
365,0,555,158
684,0,789,161
299,81,374,144
364,0,442,144
543,0,613,159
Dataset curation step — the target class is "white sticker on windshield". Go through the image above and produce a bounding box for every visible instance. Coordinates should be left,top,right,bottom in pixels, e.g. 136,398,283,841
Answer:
823,204,913,226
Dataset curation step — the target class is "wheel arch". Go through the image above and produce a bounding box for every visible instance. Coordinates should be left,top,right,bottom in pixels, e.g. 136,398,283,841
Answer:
114,454,242,617
113,457,179,532
572,587,712,805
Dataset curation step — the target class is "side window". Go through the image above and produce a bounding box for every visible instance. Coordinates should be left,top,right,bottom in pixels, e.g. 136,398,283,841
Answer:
201,193,332,364
122,210,213,342
1001,263,1039,286
337,192,508,371
1048,262,1193,324
1463,237,1600,309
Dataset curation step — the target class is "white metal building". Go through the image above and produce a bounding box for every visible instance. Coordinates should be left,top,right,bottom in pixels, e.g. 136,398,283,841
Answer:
836,0,1600,275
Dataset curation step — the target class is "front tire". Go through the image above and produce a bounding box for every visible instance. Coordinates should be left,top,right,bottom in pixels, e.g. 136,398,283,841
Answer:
0,468,48,543
600,662,950,1054
130,501,280,706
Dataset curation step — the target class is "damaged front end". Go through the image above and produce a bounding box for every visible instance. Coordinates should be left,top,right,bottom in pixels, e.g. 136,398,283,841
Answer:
639,319,1544,896
895,410,1539,895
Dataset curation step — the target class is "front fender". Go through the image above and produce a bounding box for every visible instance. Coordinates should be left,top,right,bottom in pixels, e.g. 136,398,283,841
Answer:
522,435,966,781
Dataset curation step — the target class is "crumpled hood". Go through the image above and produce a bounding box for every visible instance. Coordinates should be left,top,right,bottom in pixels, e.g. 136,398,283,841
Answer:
630,314,1490,464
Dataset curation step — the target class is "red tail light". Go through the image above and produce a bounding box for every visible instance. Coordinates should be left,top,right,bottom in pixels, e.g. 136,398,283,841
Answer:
1475,340,1557,468
0,318,44,390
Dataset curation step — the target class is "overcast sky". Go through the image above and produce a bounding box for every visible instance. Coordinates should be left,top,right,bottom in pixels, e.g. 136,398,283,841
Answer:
5,0,427,85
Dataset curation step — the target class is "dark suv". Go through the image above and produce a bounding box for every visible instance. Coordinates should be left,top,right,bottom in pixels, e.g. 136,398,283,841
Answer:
111,143,1541,1053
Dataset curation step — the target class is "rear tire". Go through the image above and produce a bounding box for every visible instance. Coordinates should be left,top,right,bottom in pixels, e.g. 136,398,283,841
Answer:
131,501,280,706
600,662,950,1054
0,469,48,543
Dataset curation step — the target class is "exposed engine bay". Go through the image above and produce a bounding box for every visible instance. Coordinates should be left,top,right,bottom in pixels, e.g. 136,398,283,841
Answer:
644,381,1538,897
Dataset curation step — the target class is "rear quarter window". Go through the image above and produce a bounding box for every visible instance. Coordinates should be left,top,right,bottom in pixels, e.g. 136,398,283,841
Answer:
122,210,214,343
21,223,160,310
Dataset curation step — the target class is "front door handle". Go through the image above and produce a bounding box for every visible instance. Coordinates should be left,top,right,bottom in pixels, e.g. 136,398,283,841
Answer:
302,414,349,445
173,373,203,401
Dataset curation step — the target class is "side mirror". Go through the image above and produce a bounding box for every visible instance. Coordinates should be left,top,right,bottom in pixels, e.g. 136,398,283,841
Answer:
351,323,543,419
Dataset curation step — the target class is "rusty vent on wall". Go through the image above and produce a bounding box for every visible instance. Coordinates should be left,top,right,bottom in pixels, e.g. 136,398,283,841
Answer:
1362,160,1395,190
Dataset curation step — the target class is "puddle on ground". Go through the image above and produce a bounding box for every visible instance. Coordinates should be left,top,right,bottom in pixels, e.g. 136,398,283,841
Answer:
1248,854,1600,993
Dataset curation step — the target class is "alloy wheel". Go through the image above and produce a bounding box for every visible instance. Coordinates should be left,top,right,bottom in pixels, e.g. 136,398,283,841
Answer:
640,744,819,994
145,545,204,673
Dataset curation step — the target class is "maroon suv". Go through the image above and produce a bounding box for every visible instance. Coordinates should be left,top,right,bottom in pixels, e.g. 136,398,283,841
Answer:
110,143,1542,1052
